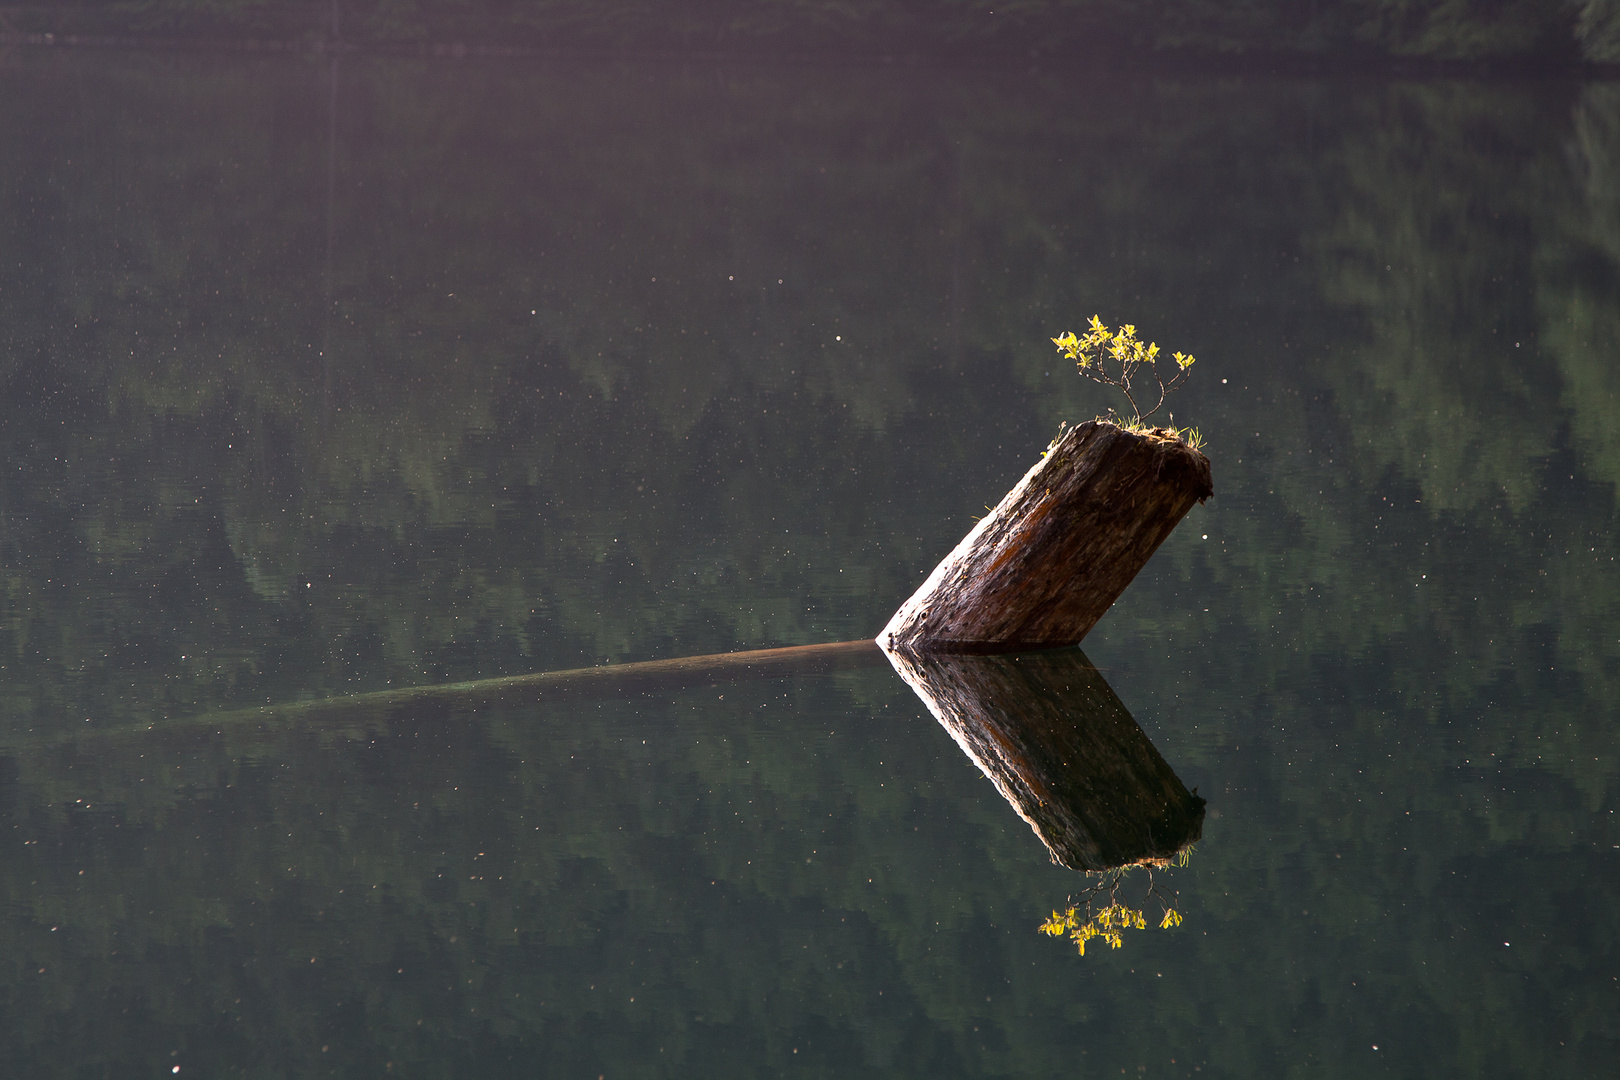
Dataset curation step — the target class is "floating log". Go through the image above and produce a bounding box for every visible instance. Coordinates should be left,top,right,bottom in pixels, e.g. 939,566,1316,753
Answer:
231,638,885,723
37,640,886,745
880,421,1211,653
883,644,1204,871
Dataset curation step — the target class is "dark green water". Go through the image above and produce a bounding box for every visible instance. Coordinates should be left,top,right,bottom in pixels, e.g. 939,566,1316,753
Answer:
0,49,1617,1078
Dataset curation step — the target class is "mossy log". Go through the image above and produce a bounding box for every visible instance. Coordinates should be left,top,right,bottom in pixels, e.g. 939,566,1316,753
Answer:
883,644,1204,872
880,421,1211,653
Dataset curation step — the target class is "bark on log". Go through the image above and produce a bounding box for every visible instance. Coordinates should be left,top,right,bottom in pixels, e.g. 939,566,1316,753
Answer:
880,421,1211,653
883,644,1204,872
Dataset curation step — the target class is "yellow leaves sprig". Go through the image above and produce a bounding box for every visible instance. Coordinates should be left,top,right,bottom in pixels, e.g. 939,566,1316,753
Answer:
1051,316,1197,428
1039,901,1178,957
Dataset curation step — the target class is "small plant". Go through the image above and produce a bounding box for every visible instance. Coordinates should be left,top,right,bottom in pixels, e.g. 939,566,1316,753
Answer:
1038,848,1191,958
1051,316,1197,429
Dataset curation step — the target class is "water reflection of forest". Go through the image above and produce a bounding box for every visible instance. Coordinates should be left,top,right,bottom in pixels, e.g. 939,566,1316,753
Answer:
0,60,1615,740
1,54,1617,1078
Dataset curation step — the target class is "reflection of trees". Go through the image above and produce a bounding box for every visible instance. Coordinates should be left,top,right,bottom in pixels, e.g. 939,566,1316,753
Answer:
0,50,1615,1078
0,54,1334,728
2,51,1615,767
0,56,1006,723
1296,84,1620,805
1542,85,1620,498
1310,80,1620,522
1076,76,1620,1079
1350,0,1570,59
4,53,1616,805
0,674,1155,1078
1311,83,1565,515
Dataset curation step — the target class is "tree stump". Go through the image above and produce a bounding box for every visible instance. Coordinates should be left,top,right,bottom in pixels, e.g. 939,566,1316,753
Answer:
880,421,1212,653
883,644,1204,871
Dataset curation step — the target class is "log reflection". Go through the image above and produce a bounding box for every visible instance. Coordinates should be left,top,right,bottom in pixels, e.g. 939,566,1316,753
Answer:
883,645,1204,872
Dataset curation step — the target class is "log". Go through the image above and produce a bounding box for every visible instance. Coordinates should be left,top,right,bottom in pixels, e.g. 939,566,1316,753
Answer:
883,644,1204,872
52,640,886,744
234,638,885,723
880,421,1212,653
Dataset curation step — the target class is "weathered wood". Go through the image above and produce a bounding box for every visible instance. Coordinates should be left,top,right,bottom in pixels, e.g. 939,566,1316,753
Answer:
40,640,886,745
235,638,885,722
880,421,1212,653
883,644,1204,872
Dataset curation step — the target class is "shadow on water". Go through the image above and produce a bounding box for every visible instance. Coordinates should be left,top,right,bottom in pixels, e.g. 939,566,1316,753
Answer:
884,644,1204,872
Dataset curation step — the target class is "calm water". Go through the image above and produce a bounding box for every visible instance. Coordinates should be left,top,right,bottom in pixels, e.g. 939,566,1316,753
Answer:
1,50,1617,1077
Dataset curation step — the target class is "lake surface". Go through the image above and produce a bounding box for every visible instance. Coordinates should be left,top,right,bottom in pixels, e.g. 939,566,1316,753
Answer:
1,49,1617,1078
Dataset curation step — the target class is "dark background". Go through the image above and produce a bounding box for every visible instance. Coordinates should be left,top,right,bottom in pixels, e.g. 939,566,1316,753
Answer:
4,1,1619,67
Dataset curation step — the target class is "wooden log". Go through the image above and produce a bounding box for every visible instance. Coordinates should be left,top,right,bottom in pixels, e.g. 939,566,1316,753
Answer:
880,421,1212,653
238,638,885,722
47,640,886,745
883,644,1204,872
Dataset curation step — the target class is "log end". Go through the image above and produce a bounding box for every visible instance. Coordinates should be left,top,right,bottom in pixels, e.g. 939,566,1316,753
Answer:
1128,424,1213,504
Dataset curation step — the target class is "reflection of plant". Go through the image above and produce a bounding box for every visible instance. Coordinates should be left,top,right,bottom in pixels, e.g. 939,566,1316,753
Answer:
1051,316,1196,427
1039,849,1190,956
